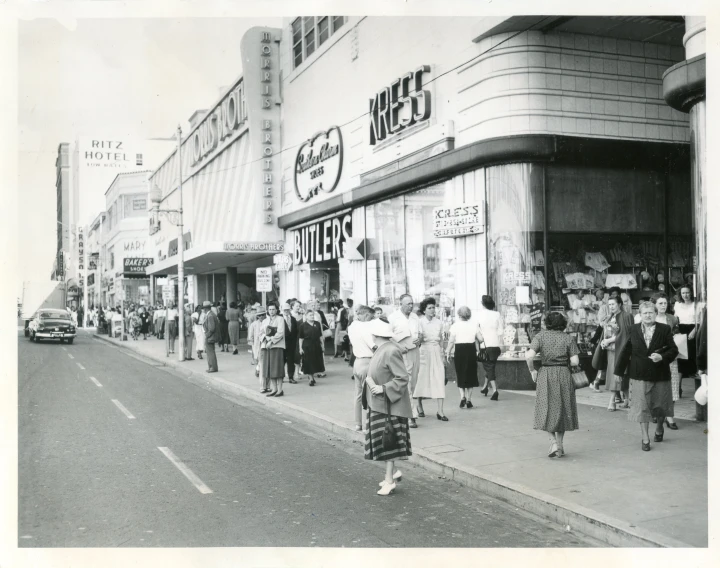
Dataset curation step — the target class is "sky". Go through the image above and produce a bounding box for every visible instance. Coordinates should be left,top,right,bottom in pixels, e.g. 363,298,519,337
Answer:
17,16,282,294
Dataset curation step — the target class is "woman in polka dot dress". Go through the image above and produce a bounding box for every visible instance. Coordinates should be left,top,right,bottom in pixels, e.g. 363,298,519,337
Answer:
525,312,581,458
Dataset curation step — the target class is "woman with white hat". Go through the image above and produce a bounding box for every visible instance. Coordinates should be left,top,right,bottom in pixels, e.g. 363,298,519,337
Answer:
363,318,413,496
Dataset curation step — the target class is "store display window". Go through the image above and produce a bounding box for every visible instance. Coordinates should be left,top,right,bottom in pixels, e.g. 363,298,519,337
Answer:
365,184,456,321
485,163,545,359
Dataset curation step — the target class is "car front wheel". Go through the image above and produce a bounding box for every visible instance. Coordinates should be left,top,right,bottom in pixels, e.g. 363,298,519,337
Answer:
67,338,74,345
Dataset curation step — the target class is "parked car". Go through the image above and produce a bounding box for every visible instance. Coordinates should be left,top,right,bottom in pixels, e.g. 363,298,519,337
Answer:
28,309,76,344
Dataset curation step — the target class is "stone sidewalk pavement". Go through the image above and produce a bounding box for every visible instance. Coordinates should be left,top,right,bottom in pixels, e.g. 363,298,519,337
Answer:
92,329,707,548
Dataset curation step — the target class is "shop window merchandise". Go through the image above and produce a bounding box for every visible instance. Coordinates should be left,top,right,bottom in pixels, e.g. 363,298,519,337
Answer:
484,161,693,364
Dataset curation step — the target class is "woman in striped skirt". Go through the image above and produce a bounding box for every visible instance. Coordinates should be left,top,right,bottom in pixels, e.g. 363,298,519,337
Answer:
363,318,413,496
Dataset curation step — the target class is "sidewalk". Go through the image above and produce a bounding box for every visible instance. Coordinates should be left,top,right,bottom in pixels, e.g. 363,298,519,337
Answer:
93,330,707,548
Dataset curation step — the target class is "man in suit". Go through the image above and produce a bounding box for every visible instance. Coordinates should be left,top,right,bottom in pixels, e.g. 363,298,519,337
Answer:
281,303,299,384
183,305,194,361
615,301,679,452
202,300,220,373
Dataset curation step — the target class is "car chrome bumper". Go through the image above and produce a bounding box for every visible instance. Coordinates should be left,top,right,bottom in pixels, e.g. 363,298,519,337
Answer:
36,332,76,339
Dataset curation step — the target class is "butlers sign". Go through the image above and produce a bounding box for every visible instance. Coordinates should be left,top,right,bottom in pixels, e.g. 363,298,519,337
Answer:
294,126,343,202
369,65,431,145
293,213,352,266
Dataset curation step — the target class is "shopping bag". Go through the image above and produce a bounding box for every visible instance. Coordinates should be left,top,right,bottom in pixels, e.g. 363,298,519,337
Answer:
673,333,689,360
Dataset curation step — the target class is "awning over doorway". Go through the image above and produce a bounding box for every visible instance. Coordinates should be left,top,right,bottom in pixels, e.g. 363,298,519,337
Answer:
146,241,286,276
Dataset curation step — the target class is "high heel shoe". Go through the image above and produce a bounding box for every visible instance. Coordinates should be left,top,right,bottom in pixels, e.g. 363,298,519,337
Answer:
436,413,449,421
490,391,499,401
557,443,564,457
548,442,559,458
378,470,402,486
459,398,466,408
376,482,396,496
654,431,664,442
417,409,425,418
466,400,473,409
480,386,489,396
665,418,679,430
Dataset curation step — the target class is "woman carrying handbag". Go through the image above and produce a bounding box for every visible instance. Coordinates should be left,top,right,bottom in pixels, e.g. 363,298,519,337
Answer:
525,312,581,458
363,319,413,496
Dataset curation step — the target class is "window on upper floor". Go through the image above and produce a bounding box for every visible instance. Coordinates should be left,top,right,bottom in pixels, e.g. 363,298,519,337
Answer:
291,16,346,69
136,153,143,166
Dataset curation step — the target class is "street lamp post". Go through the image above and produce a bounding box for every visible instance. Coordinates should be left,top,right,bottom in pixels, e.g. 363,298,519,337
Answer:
149,125,186,362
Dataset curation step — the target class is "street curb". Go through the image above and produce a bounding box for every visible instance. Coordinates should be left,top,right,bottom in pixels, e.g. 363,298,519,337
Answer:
93,333,690,548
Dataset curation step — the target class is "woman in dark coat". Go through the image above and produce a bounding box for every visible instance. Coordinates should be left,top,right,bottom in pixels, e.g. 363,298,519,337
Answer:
139,307,151,340
525,312,581,458
218,302,230,351
298,309,325,386
614,301,678,451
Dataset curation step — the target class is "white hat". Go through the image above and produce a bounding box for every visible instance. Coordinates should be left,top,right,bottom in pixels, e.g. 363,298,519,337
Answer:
369,318,393,338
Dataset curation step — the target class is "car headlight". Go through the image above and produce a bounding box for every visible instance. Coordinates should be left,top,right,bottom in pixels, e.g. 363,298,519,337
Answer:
68,327,75,333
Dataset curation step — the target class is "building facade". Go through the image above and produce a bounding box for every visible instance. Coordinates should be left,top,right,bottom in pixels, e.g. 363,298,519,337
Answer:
52,143,71,282
145,16,704,379
98,171,155,308
146,27,286,308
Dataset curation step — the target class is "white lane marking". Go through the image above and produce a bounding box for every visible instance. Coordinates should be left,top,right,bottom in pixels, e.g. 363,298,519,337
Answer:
67,354,74,359
111,399,136,420
76,363,85,370
89,376,103,388
157,447,213,494
61,346,67,351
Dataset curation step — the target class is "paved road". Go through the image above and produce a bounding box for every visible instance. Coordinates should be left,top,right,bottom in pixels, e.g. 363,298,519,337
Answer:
18,329,597,547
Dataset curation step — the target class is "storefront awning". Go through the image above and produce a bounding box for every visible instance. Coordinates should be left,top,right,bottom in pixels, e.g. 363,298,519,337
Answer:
146,241,286,276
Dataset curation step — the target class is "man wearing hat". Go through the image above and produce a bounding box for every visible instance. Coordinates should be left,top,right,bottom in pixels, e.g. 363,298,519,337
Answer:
282,302,299,384
202,300,221,373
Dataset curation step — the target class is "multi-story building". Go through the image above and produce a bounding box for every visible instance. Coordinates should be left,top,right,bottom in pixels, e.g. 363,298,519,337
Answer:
145,16,705,344
98,171,155,308
52,143,71,282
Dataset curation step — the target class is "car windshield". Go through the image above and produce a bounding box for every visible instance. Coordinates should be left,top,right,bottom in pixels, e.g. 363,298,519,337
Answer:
39,311,71,320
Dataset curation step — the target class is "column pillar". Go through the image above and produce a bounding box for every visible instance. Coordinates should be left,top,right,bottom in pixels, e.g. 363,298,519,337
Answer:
662,16,706,306
226,267,238,305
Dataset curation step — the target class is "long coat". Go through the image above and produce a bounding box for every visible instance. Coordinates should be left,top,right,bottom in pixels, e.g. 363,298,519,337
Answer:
614,322,678,382
203,310,221,344
363,340,413,419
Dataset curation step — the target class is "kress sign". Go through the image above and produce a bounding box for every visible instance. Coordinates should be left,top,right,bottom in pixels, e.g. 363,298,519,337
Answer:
369,65,431,145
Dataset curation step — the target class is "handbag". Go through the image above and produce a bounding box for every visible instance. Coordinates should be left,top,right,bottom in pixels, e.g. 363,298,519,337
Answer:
381,392,399,452
477,341,489,362
571,366,590,390
591,341,608,371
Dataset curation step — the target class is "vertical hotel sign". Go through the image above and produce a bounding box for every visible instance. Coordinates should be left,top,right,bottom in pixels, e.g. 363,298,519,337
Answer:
241,27,282,229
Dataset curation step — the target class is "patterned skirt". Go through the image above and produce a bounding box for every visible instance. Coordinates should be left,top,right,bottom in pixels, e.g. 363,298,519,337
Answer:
364,410,412,462
670,360,681,401
533,367,579,432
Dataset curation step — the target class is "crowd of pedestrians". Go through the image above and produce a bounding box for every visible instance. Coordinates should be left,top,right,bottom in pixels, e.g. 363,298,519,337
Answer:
84,287,707,497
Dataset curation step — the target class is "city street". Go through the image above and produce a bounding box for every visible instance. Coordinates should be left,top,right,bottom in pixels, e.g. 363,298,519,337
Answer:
18,329,595,548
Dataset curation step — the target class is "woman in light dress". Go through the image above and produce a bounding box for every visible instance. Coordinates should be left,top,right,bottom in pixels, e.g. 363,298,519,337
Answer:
192,305,206,360
413,298,448,421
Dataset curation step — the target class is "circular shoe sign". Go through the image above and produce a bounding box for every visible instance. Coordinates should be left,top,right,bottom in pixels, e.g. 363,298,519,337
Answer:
294,126,343,202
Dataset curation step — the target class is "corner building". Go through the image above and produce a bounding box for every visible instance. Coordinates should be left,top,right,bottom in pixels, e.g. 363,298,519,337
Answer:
276,16,701,384
146,27,285,306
